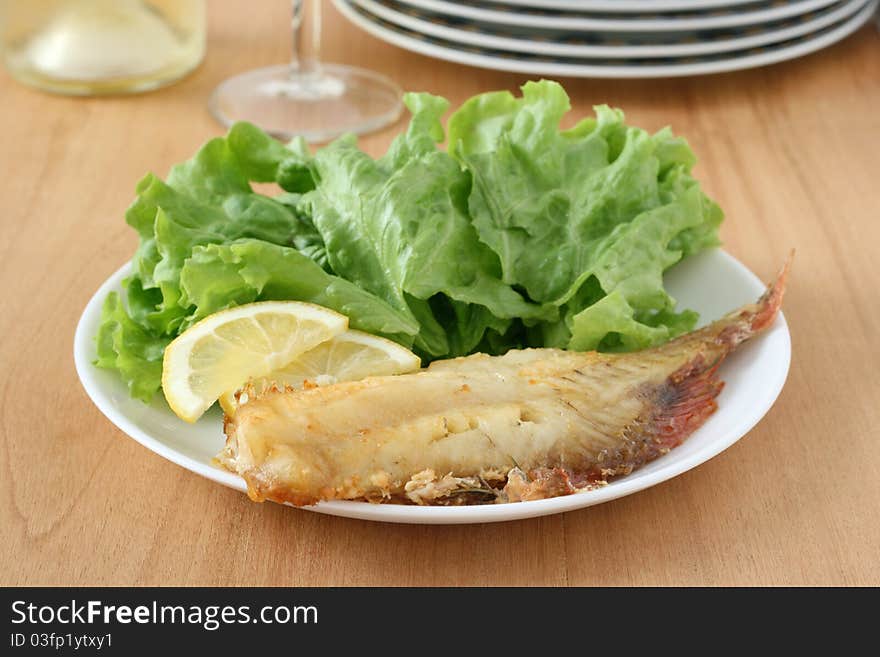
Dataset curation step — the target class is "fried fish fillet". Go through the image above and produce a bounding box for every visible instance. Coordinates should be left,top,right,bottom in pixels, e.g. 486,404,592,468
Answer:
217,260,789,506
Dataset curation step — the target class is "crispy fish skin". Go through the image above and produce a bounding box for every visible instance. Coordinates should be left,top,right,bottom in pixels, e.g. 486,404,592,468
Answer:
217,260,789,506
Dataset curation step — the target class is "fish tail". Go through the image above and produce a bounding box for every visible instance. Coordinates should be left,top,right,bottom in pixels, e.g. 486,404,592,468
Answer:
746,250,792,334
662,251,792,357
638,252,792,452
714,249,791,350
645,356,725,452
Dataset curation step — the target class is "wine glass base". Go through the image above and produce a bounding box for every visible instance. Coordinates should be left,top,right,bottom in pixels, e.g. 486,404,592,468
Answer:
209,63,403,143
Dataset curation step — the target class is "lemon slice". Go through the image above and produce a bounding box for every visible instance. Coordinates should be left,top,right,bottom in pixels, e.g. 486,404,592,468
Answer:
218,330,421,414
162,301,348,422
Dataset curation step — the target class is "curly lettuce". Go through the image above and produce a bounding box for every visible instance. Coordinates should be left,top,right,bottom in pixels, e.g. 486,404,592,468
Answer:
447,80,722,350
96,80,722,402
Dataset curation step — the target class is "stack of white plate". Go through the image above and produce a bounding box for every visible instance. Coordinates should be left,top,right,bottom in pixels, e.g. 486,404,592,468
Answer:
334,0,878,77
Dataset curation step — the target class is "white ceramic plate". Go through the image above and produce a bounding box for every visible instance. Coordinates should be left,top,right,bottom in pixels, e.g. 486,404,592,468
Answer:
356,0,869,59
391,0,839,31
481,0,768,11
336,0,876,78
74,249,791,524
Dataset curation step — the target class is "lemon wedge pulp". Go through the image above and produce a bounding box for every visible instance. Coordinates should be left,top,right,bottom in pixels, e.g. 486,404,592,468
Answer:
218,330,422,415
162,301,348,422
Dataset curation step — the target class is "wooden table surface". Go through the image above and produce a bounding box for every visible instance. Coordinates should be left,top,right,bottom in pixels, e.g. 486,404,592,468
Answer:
2,1,878,587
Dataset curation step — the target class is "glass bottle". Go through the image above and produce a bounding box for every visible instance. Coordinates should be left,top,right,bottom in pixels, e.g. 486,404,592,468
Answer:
0,0,205,95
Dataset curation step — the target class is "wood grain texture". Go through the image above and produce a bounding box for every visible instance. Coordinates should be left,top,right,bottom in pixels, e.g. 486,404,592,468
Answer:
1,0,878,586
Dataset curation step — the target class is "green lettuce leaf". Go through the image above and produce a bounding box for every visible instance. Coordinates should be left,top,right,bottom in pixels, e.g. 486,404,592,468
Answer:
95,291,169,402
123,126,321,335
447,79,722,350
96,81,723,401
178,239,419,344
567,291,699,353
303,92,551,357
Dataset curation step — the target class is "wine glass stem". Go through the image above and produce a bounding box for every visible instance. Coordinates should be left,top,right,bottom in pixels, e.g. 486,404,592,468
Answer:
291,0,322,76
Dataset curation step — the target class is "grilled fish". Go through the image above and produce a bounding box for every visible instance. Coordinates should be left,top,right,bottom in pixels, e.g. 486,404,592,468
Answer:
217,259,789,506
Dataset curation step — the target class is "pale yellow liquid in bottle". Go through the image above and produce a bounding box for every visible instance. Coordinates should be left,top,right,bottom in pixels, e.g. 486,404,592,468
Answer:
0,0,205,95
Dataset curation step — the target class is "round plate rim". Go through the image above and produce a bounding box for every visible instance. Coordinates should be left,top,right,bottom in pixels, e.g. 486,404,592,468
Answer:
388,0,841,31
479,0,773,12
334,0,876,78
352,0,869,59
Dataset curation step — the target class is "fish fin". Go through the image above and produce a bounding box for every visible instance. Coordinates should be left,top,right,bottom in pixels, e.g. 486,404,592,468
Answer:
710,250,791,352
637,253,792,453
647,355,725,451
662,251,791,357
747,249,792,334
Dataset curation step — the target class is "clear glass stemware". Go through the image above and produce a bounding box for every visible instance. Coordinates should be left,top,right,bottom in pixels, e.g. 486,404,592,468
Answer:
209,0,402,142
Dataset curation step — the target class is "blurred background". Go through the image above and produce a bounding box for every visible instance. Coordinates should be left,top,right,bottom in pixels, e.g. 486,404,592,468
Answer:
2,1,877,139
